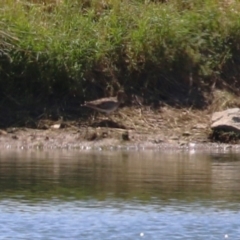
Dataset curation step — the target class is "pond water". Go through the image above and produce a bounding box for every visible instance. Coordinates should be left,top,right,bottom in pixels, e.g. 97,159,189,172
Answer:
0,150,240,239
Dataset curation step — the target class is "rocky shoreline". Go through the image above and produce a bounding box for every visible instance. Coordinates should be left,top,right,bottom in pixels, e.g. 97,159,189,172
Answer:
1,107,240,151
0,127,238,151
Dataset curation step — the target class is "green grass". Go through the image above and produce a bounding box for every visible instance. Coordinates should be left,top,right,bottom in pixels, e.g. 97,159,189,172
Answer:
1,0,240,126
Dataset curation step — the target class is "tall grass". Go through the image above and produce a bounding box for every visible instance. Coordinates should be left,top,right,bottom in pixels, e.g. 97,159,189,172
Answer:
1,0,240,115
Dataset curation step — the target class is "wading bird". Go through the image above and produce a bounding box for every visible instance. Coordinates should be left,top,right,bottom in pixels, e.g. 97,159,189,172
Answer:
81,91,126,115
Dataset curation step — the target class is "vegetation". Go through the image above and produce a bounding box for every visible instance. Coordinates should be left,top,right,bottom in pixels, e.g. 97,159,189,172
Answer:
1,0,240,126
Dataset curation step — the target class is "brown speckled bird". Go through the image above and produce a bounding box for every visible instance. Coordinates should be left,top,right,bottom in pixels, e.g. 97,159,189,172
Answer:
81,91,125,115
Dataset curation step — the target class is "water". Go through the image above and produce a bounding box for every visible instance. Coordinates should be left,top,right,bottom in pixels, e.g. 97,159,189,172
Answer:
0,150,240,239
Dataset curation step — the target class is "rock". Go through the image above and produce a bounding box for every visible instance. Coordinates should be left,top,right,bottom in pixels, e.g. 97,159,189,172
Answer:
50,123,62,129
6,128,17,133
179,141,188,146
0,129,7,135
192,124,207,129
182,131,191,136
122,131,130,141
170,136,179,140
12,135,18,140
211,108,240,133
153,138,164,144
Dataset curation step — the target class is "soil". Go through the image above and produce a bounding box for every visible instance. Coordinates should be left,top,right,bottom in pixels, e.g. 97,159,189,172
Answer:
0,104,238,150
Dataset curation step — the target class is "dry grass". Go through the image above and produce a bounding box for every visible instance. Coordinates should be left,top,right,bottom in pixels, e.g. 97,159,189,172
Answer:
82,102,211,143
207,90,240,114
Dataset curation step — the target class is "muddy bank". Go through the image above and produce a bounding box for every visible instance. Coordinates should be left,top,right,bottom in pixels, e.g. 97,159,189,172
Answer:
0,105,239,150
0,126,238,151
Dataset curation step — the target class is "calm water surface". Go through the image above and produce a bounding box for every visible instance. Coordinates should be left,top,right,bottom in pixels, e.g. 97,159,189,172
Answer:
0,150,240,239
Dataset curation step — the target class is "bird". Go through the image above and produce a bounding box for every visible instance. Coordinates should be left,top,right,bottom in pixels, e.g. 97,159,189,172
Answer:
81,91,126,115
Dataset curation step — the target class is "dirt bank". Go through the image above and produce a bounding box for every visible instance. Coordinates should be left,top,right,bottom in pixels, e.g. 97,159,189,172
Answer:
0,104,238,150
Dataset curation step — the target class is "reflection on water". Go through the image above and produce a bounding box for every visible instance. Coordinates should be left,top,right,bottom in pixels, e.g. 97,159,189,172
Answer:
0,150,240,239
1,150,240,201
